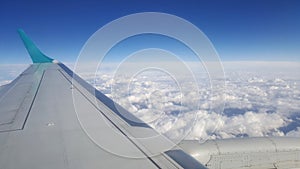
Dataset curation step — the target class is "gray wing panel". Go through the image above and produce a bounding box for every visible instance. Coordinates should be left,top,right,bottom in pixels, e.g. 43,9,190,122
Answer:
0,63,181,169
0,64,43,132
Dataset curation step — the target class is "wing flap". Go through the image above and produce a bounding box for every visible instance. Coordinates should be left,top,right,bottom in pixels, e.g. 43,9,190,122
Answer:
0,64,45,132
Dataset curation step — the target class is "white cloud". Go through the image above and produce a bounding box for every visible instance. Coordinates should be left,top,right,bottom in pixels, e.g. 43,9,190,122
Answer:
80,61,300,141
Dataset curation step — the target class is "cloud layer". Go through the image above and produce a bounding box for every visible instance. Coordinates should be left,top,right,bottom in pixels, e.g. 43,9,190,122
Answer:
80,62,300,141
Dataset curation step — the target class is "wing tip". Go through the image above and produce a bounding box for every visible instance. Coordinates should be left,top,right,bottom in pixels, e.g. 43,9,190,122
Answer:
18,29,54,63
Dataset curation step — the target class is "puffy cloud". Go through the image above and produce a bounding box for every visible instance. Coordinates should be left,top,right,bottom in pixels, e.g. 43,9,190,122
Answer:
81,61,300,141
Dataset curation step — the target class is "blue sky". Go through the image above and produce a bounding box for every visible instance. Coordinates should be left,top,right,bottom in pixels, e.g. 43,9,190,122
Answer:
0,0,299,63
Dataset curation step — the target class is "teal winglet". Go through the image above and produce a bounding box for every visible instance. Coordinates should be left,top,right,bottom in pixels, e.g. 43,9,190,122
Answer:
18,29,54,63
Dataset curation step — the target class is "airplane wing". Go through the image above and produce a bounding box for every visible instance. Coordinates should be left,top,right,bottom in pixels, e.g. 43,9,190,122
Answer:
0,30,207,169
0,30,299,169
